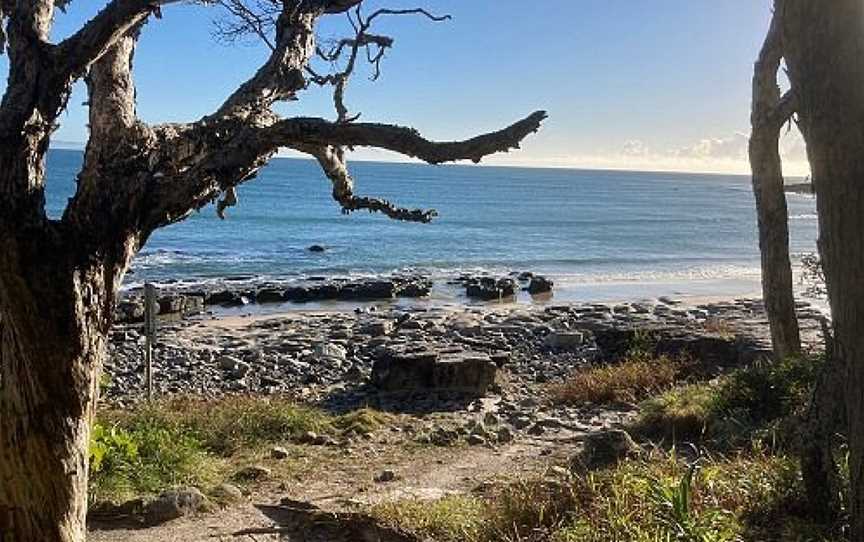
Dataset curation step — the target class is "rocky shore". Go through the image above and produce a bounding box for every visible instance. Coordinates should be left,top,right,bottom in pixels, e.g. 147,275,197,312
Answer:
114,272,557,323
104,292,825,438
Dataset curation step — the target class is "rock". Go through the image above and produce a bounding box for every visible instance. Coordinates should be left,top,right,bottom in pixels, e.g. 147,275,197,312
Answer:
115,298,145,323
257,288,286,303
315,343,347,362
576,429,640,470
372,347,497,395
271,446,290,460
207,290,250,307
526,276,554,294
144,487,208,525
235,465,272,480
158,295,185,315
374,469,397,483
219,355,243,370
467,433,487,446
465,277,517,300
308,244,327,252
496,426,514,443
543,331,585,350
210,483,244,504
429,427,459,447
362,320,394,337
339,280,397,300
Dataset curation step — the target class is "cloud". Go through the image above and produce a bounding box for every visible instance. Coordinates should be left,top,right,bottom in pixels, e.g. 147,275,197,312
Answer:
487,127,811,176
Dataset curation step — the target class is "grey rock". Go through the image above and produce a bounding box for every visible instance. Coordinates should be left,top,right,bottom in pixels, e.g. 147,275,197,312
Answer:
145,487,208,525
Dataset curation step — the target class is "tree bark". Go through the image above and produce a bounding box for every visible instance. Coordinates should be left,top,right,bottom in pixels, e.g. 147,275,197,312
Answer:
799,319,844,523
782,0,864,536
0,224,120,541
749,5,800,360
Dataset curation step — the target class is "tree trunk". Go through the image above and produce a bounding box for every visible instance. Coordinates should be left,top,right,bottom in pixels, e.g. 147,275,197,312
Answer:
749,129,801,359
799,319,844,523
0,222,116,542
782,0,864,536
749,6,800,360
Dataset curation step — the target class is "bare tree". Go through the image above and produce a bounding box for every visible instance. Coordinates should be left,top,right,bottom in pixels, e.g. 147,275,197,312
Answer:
768,0,864,535
0,1,546,540
748,5,801,360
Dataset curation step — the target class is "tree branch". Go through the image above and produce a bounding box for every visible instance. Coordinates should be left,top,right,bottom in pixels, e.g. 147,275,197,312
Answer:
294,143,438,222
54,0,181,81
267,111,548,164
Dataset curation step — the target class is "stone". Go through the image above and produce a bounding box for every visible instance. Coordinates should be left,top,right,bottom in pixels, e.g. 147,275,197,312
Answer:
144,487,208,525
308,244,327,252
526,276,554,295
543,331,585,350
429,427,459,447
257,288,286,303
466,433,487,446
576,429,640,470
235,465,272,480
374,469,397,483
371,347,497,394
362,320,394,337
210,483,244,504
465,277,517,300
496,426,514,443
271,446,290,460
314,343,347,362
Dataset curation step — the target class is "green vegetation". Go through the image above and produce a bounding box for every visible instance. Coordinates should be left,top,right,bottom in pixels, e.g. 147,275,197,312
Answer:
89,397,393,503
634,356,821,445
370,450,837,542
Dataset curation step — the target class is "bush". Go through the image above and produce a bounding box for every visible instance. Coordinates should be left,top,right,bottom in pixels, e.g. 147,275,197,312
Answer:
89,420,212,503
634,356,821,445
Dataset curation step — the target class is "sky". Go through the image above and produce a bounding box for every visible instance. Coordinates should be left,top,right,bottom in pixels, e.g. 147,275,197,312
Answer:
1,0,809,175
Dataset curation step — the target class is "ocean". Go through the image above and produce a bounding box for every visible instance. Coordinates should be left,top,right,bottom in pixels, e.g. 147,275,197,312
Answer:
45,149,818,303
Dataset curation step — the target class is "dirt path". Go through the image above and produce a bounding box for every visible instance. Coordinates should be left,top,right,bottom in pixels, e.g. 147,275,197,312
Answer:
88,431,582,541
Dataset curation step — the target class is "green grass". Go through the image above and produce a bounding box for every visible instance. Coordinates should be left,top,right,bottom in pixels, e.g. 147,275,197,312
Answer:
633,356,821,445
370,451,841,542
90,397,394,503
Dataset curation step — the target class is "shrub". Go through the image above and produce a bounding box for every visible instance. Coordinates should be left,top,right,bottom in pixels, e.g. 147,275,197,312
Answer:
634,356,821,445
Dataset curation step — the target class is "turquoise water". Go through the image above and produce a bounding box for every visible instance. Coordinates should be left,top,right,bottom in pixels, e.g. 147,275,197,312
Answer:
45,149,818,299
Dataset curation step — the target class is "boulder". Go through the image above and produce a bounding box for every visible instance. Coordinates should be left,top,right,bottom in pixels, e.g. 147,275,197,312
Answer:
158,295,185,315
372,347,497,394
256,288,286,303
314,343,347,362
526,276,554,294
206,290,250,307
465,277,517,300
575,429,640,470
338,280,397,300
115,298,145,323
144,487,208,526
308,244,327,252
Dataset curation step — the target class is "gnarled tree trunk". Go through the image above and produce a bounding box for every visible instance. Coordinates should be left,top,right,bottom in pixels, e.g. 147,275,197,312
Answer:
0,2,545,540
782,0,864,536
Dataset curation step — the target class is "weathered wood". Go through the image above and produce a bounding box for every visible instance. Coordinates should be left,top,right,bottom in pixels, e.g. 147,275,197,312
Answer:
749,4,801,360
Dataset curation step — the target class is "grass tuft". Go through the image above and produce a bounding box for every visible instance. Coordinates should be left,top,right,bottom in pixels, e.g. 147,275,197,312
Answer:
550,354,685,405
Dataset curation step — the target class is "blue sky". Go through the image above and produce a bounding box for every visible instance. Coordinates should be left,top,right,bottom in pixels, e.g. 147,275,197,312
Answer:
2,1,807,173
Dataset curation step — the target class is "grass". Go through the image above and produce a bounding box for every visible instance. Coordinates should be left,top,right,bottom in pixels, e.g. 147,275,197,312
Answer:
89,397,394,503
633,356,821,445
369,450,841,542
550,353,686,405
